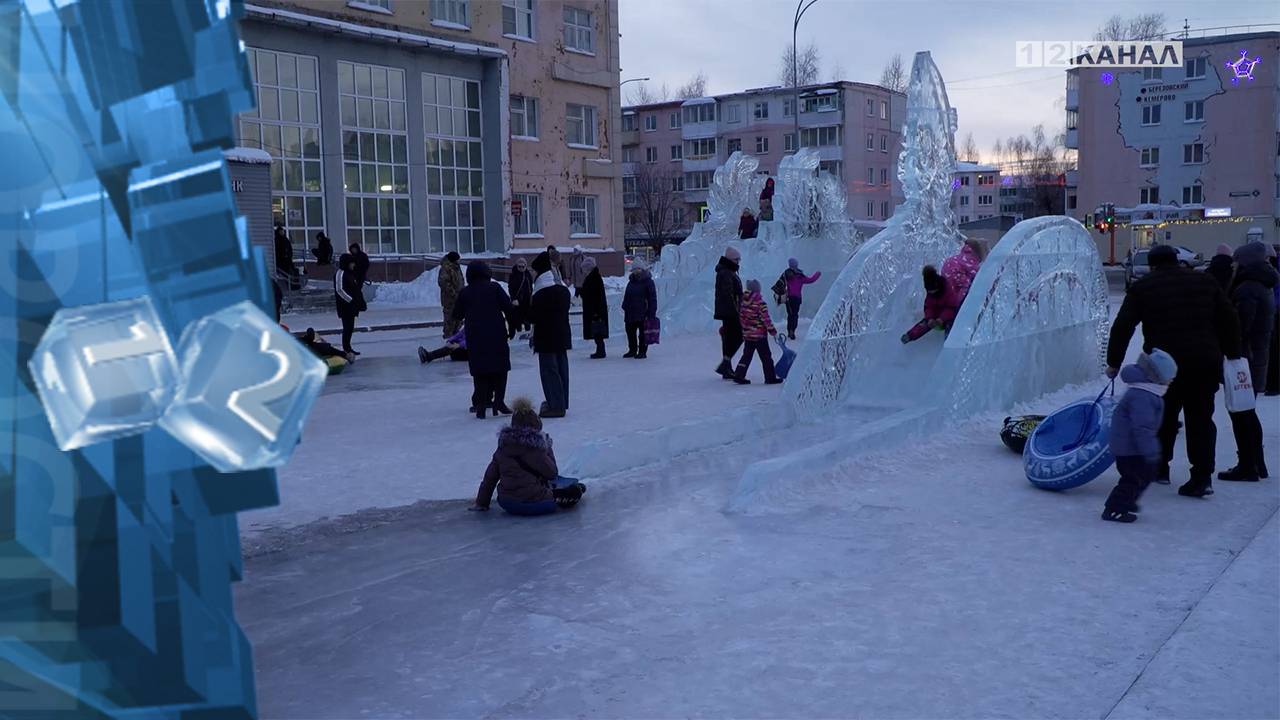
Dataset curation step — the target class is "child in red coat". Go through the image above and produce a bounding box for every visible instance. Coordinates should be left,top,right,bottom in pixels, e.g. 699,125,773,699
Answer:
901,265,960,343
733,279,783,385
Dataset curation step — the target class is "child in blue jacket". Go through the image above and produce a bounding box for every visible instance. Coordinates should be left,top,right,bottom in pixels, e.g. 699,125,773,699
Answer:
1102,349,1178,523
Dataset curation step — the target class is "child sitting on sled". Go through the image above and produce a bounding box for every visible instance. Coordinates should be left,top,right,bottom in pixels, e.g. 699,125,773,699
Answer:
469,398,586,516
901,265,960,343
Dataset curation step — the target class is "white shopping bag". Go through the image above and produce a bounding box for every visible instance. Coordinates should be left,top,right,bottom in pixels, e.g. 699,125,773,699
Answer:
1223,357,1256,413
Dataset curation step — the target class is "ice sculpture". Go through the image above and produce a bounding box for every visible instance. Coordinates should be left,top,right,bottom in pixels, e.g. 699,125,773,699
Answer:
784,51,963,418
651,149,857,336
2,0,276,715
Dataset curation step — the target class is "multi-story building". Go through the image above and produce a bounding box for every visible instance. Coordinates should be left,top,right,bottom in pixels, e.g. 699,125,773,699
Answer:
621,81,906,253
237,0,622,279
951,161,1000,224
1065,31,1278,260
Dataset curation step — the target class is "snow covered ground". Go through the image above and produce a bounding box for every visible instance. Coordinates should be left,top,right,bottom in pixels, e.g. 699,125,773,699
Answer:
235,291,1279,718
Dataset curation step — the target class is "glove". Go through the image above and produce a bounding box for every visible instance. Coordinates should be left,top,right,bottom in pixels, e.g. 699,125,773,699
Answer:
1105,366,1119,379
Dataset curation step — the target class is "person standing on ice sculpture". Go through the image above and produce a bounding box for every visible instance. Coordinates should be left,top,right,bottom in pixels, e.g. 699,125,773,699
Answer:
714,246,745,379
774,258,821,340
941,238,984,306
738,208,758,239
1101,349,1178,523
1106,244,1241,498
900,265,959,343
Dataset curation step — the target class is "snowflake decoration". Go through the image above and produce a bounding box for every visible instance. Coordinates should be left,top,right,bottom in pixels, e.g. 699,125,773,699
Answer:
1225,49,1261,85
1100,71,1115,85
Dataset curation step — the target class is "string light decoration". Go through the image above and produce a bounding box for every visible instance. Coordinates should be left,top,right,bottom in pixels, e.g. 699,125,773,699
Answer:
1226,50,1261,85
1113,215,1261,230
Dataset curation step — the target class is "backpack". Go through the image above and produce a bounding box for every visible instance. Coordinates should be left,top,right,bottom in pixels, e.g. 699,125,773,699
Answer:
770,273,788,305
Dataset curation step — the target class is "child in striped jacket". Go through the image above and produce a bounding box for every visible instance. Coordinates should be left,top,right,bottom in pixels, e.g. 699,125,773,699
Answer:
733,279,782,385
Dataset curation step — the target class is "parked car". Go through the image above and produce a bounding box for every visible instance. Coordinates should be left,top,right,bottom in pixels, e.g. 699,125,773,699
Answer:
1124,246,1204,288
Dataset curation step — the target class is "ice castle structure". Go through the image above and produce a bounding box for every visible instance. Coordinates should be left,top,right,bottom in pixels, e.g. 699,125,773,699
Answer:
650,150,858,335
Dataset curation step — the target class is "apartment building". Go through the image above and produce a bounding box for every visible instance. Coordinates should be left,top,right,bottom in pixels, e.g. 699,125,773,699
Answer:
951,161,1000,224
236,0,622,276
1065,31,1278,259
621,82,906,252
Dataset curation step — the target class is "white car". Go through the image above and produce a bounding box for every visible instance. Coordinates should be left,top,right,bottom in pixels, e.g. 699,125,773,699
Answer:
1124,246,1204,288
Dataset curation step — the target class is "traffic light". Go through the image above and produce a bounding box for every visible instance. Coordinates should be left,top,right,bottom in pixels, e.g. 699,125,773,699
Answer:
1094,204,1116,234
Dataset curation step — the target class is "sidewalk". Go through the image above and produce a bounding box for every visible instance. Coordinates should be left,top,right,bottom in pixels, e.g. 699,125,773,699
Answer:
281,305,442,335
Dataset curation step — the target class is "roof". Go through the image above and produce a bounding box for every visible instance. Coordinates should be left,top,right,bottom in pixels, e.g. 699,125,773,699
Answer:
243,3,507,59
622,79,903,113
1182,30,1278,47
223,147,273,164
955,161,999,173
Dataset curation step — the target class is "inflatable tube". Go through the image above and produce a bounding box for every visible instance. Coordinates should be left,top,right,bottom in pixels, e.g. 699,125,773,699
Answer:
325,355,348,375
1001,415,1046,454
1023,386,1115,490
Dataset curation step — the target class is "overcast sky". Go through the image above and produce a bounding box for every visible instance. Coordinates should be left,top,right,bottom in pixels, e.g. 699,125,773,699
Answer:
618,0,1279,156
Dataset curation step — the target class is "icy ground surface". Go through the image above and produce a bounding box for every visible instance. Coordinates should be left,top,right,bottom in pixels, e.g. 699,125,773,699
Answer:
236,291,1278,717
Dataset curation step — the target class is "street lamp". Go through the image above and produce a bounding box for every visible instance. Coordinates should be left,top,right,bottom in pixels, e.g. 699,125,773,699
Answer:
620,76,650,105
792,0,818,153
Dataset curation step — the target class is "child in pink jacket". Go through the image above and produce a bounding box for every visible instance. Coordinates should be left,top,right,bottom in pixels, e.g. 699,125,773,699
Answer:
733,279,783,385
901,265,960,343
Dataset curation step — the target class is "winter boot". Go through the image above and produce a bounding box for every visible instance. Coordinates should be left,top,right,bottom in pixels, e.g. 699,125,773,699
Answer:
733,376,752,385
623,350,636,358
636,351,647,359
1177,478,1214,497
1101,509,1138,523
493,402,513,415
1217,465,1260,482
1154,465,1171,485
417,346,429,364
715,360,734,379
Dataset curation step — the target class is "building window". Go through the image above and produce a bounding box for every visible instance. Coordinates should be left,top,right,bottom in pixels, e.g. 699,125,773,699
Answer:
1141,104,1161,126
510,95,538,138
513,192,541,236
566,103,597,147
726,138,741,154
867,167,874,185
802,94,835,112
682,103,716,124
784,133,796,152
726,104,742,123
644,114,657,131
881,201,890,217
1065,109,1078,131
880,135,887,152
1182,142,1204,164
241,48,324,260
423,72,484,254
1184,100,1204,122
568,194,598,235
800,126,840,148
563,6,595,53
621,113,637,132
881,100,888,120
755,136,769,154
431,0,469,28
880,167,888,185
1140,186,1159,204
959,176,970,186
502,0,534,39
1142,67,1163,81
1140,147,1159,166
866,201,874,218
645,146,658,163
977,174,995,186
1182,185,1203,204
960,215,970,223
350,0,392,10
687,137,717,158
339,61,410,254
753,101,769,120
782,98,795,117
670,144,682,160
670,175,684,192
669,112,681,128
685,170,712,190
1185,56,1206,79
671,206,685,225
978,194,992,205
865,132,873,150
959,195,970,206
866,98,874,116
621,146,636,163
820,160,841,178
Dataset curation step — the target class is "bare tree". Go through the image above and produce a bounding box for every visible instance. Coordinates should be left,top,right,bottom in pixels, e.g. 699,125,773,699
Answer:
879,53,907,93
674,71,708,100
629,163,685,245
997,124,1069,218
778,42,822,88
627,81,670,106
1093,13,1167,40
960,132,979,162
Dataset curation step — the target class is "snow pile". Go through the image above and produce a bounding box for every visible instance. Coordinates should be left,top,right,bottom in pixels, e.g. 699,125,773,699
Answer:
369,267,439,307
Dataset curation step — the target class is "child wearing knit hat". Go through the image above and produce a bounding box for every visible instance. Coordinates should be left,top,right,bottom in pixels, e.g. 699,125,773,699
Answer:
470,398,586,515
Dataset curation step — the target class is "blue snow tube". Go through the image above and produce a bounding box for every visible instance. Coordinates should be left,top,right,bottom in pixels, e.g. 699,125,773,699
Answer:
1023,382,1116,491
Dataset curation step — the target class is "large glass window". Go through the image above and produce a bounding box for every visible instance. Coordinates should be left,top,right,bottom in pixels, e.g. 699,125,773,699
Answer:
339,61,410,254
563,6,594,53
424,72,485,254
568,194,598,235
686,137,717,158
431,0,469,27
502,0,534,38
513,192,542,236
682,103,716,124
801,125,841,147
240,48,324,260
566,104,597,147
621,113,637,132
511,95,538,138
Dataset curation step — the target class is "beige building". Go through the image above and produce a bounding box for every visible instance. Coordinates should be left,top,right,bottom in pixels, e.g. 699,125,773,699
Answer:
240,0,623,277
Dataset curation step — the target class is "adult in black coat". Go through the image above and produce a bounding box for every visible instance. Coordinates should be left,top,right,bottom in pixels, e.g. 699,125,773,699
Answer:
1106,244,1242,496
507,257,534,335
1205,243,1234,290
1218,241,1279,482
713,246,744,378
311,231,334,265
579,259,609,359
334,253,367,355
622,267,658,358
348,242,371,285
530,252,572,418
453,260,514,419
275,225,298,281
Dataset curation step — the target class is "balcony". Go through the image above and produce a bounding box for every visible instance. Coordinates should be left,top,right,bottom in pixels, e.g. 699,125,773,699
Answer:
682,155,720,172
1065,87,1079,111
1065,128,1078,149
620,129,639,146
1065,169,1079,188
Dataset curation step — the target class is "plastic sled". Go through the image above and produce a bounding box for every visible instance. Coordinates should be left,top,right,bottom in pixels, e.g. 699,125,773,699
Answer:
1024,383,1115,490
497,476,582,516
774,336,797,380
1000,415,1046,454
325,355,348,375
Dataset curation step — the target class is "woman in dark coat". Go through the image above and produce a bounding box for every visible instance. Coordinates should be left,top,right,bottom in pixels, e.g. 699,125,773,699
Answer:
334,253,366,355
507,257,534,336
453,260,514,418
622,266,658,358
579,258,609,358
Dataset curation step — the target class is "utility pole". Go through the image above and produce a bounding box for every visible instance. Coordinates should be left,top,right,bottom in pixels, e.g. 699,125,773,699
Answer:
792,0,818,155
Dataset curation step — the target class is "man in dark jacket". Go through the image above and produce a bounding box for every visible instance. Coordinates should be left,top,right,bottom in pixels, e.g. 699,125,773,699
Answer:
1218,241,1278,482
714,246,744,379
453,260,513,418
348,242,371,285
507,257,534,335
622,266,658,358
439,251,465,337
275,225,298,282
1205,243,1234,290
530,252,572,418
1106,244,1242,497
334,253,367,355
579,257,609,359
